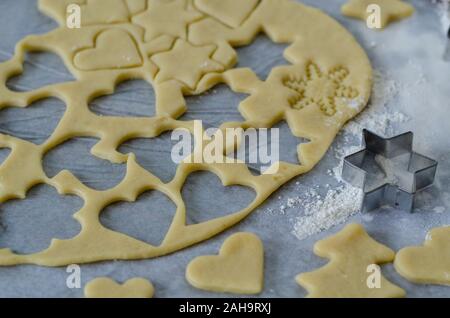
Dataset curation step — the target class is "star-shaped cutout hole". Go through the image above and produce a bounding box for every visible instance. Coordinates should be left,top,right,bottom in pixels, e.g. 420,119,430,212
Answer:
151,39,224,89
132,0,203,42
341,0,414,29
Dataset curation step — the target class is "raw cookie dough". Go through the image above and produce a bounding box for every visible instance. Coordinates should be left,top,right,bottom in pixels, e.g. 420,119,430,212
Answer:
186,232,264,294
0,0,372,266
341,0,414,29
296,223,406,298
84,277,155,298
394,226,450,286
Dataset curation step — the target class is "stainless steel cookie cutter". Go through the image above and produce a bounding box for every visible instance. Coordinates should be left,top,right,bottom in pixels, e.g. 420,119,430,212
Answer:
342,129,438,213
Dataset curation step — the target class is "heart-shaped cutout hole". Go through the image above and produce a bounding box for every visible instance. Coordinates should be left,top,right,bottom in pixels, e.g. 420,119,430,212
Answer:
230,121,308,175
43,137,126,190
0,98,65,145
100,190,176,246
89,79,156,117
7,51,75,92
181,171,256,224
119,131,193,183
181,84,246,126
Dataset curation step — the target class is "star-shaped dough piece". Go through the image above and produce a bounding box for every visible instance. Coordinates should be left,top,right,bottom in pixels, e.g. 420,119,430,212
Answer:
151,39,223,89
394,226,450,286
132,0,203,42
341,0,414,29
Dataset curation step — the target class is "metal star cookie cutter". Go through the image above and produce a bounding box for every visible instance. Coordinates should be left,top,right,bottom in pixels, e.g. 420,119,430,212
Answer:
342,129,438,213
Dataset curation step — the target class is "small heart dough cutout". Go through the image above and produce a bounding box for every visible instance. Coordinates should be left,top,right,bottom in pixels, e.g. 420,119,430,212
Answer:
186,232,264,294
74,29,142,70
84,277,154,298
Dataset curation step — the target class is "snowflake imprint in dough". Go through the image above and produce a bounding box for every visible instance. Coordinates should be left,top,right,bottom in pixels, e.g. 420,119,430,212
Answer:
283,62,359,116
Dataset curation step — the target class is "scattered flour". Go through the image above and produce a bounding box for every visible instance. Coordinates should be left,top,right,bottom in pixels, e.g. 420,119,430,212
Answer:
290,69,411,240
434,206,445,214
331,69,409,179
292,185,363,240
342,70,409,138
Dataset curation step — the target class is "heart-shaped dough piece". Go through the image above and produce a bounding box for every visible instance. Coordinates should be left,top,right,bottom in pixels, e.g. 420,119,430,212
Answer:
84,277,154,298
195,0,259,28
186,232,264,294
394,226,450,285
74,29,142,71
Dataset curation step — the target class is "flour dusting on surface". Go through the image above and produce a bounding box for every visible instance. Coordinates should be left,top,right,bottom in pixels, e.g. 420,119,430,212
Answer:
343,70,408,137
431,0,450,32
290,68,411,240
292,185,363,240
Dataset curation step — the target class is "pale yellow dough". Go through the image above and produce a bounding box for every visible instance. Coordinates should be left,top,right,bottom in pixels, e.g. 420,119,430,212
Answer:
296,224,406,298
0,0,372,266
186,232,264,294
341,0,414,29
84,277,154,298
394,226,450,286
